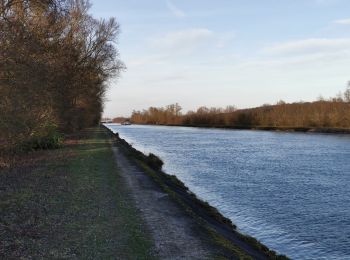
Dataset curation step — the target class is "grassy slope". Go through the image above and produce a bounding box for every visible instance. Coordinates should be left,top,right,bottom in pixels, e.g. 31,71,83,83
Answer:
0,128,154,259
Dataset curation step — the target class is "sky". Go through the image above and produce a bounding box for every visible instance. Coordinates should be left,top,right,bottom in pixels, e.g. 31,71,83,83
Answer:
89,0,350,117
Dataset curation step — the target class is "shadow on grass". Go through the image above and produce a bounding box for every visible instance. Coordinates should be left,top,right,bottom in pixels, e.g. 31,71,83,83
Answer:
0,126,154,259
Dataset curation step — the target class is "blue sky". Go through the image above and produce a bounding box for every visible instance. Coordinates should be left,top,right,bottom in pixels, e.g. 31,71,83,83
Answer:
90,0,350,117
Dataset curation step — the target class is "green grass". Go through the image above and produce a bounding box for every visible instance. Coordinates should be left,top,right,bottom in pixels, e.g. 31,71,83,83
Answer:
0,127,155,259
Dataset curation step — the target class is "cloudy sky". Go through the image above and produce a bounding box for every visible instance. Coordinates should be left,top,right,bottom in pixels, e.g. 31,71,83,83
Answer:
90,0,350,117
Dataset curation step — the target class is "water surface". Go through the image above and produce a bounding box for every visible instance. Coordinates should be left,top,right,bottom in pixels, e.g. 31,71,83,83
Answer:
107,124,350,259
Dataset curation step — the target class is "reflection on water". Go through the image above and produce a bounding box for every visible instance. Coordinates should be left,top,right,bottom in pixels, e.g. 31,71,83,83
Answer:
107,124,350,259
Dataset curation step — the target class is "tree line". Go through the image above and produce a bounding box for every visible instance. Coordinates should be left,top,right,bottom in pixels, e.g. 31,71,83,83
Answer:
0,0,123,151
131,87,350,129
131,103,183,125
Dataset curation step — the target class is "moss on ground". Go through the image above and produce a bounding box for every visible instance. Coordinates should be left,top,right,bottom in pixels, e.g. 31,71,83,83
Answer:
0,127,155,259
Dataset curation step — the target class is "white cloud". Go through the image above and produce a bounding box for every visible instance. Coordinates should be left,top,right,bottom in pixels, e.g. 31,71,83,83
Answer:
216,31,236,48
263,38,350,55
166,0,185,18
333,18,350,25
313,0,342,5
127,55,167,68
150,28,214,53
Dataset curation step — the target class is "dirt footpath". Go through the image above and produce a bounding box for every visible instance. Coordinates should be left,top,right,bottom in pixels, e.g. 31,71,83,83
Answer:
112,145,215,259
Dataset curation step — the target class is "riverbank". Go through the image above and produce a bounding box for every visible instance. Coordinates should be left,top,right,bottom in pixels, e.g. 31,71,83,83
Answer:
130,123,350,134
0,128,154,258
106,126,289,259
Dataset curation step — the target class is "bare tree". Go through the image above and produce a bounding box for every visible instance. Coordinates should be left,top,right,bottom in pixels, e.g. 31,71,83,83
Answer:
344,82,350,102
0,0,124,150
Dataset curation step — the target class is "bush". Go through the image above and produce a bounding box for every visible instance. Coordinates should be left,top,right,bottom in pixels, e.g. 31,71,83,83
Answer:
146,153,164,170
20,123,64,151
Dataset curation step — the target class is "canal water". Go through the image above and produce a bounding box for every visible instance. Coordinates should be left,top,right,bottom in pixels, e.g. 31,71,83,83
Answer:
106,124,350,259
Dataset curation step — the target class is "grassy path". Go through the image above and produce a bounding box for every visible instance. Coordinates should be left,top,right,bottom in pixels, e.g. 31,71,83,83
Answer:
0,128,154,259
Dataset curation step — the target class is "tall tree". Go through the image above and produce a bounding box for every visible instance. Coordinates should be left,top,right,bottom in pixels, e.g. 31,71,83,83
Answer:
0,0,124,150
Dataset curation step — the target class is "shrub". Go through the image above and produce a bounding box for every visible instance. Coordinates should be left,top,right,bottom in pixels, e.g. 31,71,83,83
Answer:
20,123,64,151
146,153,164,171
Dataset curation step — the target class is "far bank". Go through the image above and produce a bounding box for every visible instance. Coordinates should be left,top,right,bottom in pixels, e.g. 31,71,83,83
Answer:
129,100,350,133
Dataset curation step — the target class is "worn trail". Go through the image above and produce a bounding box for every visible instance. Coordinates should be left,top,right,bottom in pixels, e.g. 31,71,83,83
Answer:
112,144,214,259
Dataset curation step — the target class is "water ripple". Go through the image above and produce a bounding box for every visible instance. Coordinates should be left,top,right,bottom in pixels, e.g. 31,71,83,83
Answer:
107,124,350,259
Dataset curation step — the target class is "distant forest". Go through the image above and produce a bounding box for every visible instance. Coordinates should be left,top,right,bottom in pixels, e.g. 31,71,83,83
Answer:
0,0,123,151
130,88,350,129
